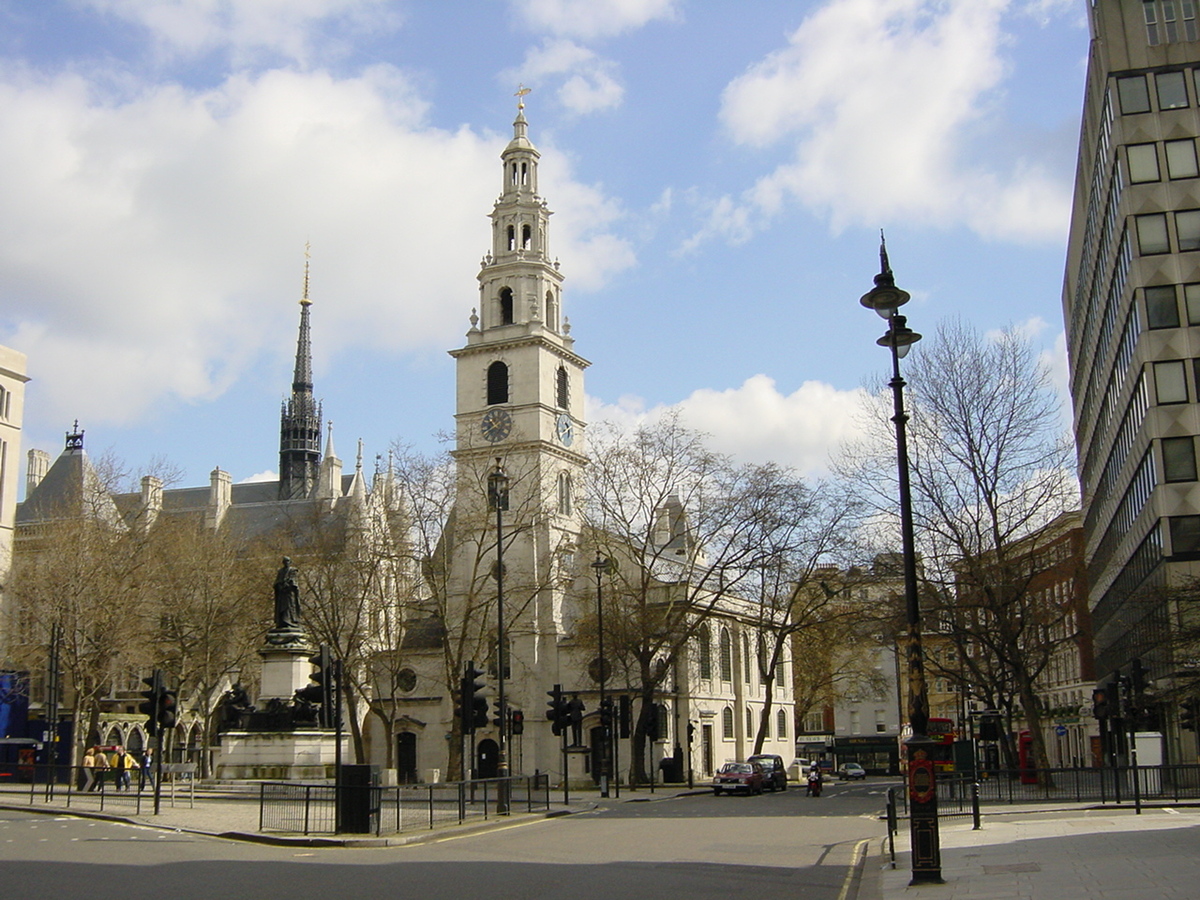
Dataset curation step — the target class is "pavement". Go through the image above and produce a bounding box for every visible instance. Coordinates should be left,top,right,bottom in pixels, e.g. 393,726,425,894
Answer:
868,804,1200,900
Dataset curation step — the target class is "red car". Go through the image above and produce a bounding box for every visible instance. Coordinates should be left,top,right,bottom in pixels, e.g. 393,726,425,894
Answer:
713,761,764,795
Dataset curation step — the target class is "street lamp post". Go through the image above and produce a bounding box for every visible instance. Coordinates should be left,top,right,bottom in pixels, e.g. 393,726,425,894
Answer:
592,552,612,797
488,459,510,814
859,236,942,885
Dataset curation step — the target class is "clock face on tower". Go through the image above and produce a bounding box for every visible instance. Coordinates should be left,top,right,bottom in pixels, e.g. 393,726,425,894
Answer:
481,408,513,443
555,413,575,447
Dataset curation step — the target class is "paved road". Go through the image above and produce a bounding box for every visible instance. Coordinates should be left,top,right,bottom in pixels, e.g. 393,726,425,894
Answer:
0,780,887,900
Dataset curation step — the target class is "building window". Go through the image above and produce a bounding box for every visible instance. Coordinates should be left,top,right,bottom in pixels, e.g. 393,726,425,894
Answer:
1118,75,1151,114
719,628,732,682
1163,436,1198,482
698,626,712,680
1167,139,1199,179
557,471,572,515
486,361,509,405
1127,143,1160,183
1158,71,1189,110
1178,209,1200,250
1146,285,1180,329
1137,213,1170,254
743,635,752,683
722,706,734,739
1170,515,1200,555
1186,284,1200,324
1155,360,1189,403
876,710,887,733
499,287,515,324
746,706,754,737
777,709,788,739
556,366,569,409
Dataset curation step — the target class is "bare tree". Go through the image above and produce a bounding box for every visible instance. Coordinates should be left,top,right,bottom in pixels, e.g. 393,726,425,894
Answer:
841,319,1077,775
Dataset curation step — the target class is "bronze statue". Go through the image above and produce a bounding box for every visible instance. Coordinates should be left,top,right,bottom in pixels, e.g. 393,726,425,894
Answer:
273,557,302,630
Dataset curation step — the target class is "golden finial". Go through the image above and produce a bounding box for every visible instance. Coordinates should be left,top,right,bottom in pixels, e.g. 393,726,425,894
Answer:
515,84,531,110
301,241,312,307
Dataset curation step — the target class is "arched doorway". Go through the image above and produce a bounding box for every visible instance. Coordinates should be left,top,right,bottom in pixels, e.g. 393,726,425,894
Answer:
477,738,499,778
396,733,418,784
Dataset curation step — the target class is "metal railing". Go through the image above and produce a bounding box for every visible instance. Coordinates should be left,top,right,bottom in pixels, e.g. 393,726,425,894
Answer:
0,762,196,813
259,774,552,836
897,765,1200,817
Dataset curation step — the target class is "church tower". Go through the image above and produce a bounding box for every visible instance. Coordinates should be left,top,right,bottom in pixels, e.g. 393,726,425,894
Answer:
279,256,322,500
448,97,589,777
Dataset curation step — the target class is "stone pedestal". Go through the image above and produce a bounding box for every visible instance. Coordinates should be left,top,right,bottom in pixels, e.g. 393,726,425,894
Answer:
215,730,345,781
258,629,314,701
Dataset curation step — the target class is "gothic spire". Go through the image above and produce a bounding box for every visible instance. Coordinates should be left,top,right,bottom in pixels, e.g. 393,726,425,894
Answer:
279,245,322,500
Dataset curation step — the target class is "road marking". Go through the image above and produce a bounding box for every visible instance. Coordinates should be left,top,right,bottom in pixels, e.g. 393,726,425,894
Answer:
430,818,549,843
837,839,870,900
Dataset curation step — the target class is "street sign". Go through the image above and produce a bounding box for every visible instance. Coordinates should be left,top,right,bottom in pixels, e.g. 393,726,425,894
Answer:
1055,725,1067,736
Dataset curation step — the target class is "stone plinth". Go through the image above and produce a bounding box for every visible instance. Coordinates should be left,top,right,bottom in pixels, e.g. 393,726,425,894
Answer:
258,635,314,702
214,730,345,781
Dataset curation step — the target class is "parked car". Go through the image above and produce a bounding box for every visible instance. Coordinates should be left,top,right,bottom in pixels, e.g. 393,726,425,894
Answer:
837,762,867,780
747,753,788,792
713,761,764,795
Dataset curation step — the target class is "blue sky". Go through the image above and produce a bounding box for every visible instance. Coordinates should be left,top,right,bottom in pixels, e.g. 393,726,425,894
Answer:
0,0,1088,492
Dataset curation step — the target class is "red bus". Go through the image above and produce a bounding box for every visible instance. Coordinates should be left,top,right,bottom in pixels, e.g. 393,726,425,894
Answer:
899,717,956,774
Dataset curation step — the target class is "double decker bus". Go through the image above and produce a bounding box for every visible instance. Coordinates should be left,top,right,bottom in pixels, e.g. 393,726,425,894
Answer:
899,717,956,774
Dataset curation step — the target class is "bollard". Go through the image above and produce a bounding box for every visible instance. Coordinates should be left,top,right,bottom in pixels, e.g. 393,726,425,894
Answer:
972,782,981,830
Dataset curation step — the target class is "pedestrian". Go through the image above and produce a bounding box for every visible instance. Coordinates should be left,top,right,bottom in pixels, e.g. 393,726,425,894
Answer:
81,747,96,792
141,747,154,789
114,745,134,791
91,747,109,791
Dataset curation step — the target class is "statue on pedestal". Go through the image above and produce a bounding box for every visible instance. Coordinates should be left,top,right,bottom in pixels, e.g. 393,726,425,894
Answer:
266,556,308,647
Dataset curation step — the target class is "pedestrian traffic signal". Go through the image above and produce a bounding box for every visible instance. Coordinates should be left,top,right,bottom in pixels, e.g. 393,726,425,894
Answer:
546,684,568,735
1092,684,1111,720
139,670,164,737
511,709,524,735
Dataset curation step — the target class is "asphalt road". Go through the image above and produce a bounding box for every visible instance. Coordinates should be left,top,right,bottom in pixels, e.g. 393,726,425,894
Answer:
0,779,891,900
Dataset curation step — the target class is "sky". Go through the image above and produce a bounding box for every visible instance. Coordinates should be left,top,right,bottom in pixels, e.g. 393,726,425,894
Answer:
0,0,1090,494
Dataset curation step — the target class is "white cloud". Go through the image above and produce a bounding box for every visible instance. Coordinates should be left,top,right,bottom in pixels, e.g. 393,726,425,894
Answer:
510,40,624,115
81,0,400,66
0,64,633,428
693,0,1071,248
587,375,872,477
511,0,680,40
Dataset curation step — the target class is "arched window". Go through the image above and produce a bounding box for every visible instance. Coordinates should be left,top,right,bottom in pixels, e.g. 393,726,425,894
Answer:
746,706,754,737
487,361,509,405
743,635,752,683
777,709,788,739
520,161,528,185
698,626,712,680
499,288,514,325
506,225,515,251
722,706,734,739
557,471,572,515
521,224,532,250
719,628,732,682
556,366,569,409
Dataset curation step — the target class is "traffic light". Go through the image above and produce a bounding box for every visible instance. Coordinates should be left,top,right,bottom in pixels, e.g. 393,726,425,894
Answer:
978,711,1001,741
546,684,568,735
459,662,487,732
511,709,524,735
158,687,178,730
687,721,696,745
1131,658,1151,695
1092,683,1111,720
599,697,613,730
645,702,660,741
297,644,334,726
139,670,164,737
1182,698,1198,732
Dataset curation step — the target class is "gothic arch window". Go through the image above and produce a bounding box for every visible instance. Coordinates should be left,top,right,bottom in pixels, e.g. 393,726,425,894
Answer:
746,706,754,737
556,366,569,409
487,361,509,405
777,709,788,739
499,288,514,325
698,625,712,680
722,706,734,740
719,627,732,682
557,471,572,515
522,224,532,250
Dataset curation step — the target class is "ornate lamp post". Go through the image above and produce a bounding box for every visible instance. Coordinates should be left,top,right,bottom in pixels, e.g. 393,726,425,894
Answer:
859,236,942,884
592,552,612,797
488,459,510,814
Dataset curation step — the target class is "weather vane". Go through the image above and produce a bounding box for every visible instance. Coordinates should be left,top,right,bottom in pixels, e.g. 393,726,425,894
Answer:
515,84,531,110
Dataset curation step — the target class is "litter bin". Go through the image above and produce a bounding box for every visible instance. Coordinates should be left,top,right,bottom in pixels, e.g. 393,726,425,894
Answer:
338,764,380,834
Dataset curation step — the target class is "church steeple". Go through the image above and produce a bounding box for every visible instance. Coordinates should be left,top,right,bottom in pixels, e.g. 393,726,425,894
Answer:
279,248,322,500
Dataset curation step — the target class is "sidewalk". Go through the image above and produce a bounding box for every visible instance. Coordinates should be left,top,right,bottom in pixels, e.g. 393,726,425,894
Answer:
871,805,1200,899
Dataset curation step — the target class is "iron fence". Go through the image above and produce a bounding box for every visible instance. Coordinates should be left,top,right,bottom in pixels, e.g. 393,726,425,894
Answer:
259,774,552,836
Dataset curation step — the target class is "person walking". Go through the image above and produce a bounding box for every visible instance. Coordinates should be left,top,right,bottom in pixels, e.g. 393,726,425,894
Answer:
113,746,134,791
80,747,96,792
140,747,154,789
91,747,109,791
